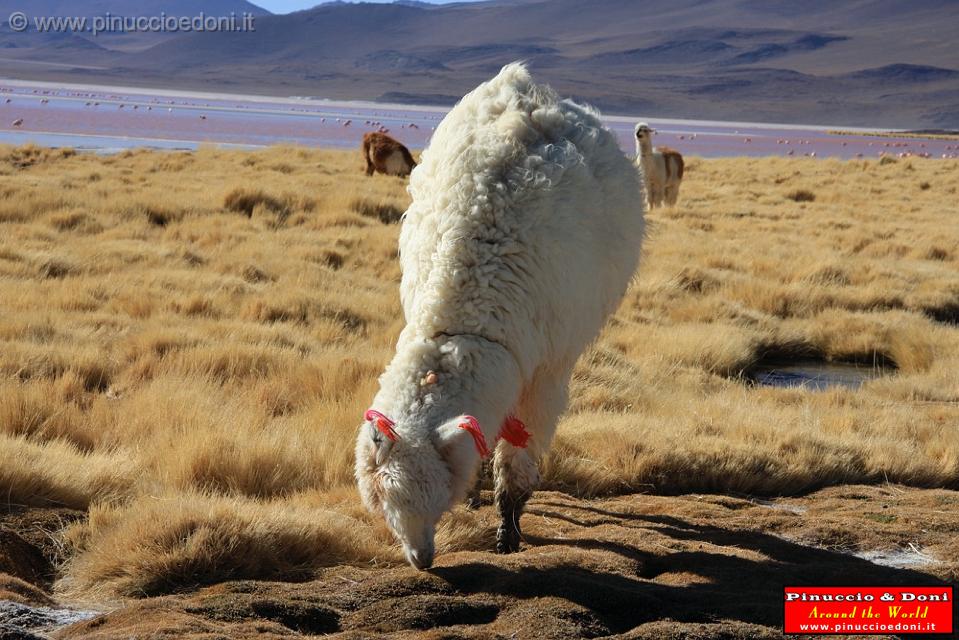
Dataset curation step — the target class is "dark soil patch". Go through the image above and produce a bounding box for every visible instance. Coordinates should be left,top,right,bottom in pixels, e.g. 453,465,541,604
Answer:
345,595,499,632
185,593,340,634
490,596,611,638
0,507,83,591
0,533,49,590
51,487,959,639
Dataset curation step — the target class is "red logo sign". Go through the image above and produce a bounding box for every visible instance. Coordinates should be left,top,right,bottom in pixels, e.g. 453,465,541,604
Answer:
784,586,953,635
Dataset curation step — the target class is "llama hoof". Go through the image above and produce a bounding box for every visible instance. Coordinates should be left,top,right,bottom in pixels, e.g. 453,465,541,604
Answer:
495,538,519,554
495,525,520,554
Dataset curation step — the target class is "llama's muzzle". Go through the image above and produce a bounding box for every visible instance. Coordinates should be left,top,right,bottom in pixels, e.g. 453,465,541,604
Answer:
405,544,434,570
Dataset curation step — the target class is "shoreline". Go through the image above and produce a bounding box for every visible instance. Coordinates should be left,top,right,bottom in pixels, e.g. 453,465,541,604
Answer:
0,75,898,134
0,77,954,158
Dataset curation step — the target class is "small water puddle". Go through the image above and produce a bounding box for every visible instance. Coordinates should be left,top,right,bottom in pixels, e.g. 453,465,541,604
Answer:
748,360,891,391
752,498,808,514
854,547,938,569
0,600,99,638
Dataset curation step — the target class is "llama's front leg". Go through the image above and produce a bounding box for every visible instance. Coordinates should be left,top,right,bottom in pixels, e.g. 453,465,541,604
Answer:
465,459,489,510
493,444,539,553
648,182,665,208
493,368,568,554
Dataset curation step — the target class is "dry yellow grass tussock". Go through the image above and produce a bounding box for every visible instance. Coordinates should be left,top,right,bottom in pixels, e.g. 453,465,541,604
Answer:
59,491,398,599
0,144,956,597
0,434,136,510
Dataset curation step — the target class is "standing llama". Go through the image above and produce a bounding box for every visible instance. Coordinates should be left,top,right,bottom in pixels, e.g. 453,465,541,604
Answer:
362,131,417,177
355,63,645,570
634,123,684,208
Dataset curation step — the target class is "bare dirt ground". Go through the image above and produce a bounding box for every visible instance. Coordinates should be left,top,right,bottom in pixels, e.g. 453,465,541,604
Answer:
3,484,956,639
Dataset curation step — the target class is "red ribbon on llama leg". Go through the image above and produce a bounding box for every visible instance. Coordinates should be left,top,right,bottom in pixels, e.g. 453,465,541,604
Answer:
458,415,491,458
364,409,530,458
499,415,531,448
460,414,531,459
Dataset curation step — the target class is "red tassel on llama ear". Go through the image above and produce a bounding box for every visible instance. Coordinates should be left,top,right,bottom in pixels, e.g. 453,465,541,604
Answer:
499,415,530,448
365,409,398,442
458,415,491,458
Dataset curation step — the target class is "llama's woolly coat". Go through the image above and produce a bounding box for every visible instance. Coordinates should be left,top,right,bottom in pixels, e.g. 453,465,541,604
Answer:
355,63,645,568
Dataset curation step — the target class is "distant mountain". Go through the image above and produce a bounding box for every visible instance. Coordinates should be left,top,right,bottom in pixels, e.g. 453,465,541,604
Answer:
392,1,442,7
0,0,956,128
848,64,959,83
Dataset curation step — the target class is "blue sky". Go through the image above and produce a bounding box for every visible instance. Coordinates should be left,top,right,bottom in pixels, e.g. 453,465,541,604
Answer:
254,0,475,13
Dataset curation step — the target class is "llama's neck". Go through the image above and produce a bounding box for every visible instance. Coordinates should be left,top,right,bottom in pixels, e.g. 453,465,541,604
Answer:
636,137,654,159
372,333,522,446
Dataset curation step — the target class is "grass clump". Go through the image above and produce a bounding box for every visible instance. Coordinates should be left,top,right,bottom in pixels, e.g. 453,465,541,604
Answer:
785,188,816,202
224,187,289,218
350,197,404,224
59,493,395,597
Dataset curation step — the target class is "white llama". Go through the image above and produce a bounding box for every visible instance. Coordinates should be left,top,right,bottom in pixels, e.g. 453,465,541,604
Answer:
355,63,645,569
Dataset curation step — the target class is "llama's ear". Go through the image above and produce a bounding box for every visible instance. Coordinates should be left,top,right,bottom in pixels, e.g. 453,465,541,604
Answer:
434,416,489,468
434,418,475,461
369,423,395,466
365,409,398,466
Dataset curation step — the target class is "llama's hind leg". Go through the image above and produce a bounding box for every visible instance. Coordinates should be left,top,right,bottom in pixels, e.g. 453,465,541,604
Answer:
494,368,569,553
364,148,376,176
665,182,680,206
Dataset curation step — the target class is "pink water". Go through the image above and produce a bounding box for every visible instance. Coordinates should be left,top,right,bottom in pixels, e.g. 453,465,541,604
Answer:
0,83,956,159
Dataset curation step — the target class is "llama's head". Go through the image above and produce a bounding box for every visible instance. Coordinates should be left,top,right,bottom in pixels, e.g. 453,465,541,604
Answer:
354,410,482,570
635,122,654,144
